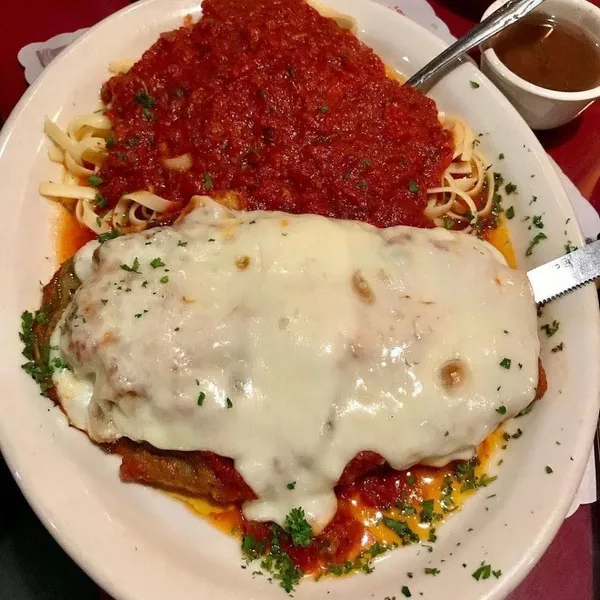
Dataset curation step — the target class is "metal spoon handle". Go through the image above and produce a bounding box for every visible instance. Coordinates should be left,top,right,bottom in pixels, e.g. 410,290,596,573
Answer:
405,0,546,92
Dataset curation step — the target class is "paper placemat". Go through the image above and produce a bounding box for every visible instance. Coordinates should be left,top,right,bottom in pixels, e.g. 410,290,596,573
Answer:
17,0,598,516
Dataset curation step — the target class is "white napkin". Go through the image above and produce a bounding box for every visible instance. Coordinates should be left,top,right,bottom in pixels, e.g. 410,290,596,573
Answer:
17,0,598,516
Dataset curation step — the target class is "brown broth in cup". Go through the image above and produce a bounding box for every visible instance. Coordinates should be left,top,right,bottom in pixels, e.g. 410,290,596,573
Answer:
491,12,600,92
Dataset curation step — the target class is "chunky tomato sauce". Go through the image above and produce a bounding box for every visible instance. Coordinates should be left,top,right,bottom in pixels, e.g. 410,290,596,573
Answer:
98,0,453,228
173,430,505,577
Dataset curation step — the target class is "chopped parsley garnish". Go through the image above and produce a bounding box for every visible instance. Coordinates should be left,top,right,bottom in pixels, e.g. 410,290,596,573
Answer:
496,406,507,414
94,192,108,208
51,357,70,371
208,238,215,243
261,527,303,593
20,309,65,396
362,158,371,167
428,527,437,543
197,392,205,406
406,474,416,485
284,508,312,547
440,474,456,513
105,136,116,148
319,105,330,113
381,517,419,545
116,151,126,162
101,299,108,305
478,473,497,487
512,428,523,439
425,567,440,575
134,91,156,110
396,500,417,517
357,180,368,191
505,206,514,220
419,499,439,524
551,342,564,353
565,241,578,254
499,358,511,369
203,172,213,190
134,313,142,319
226,397,233,409
493,569,502,578
88,175,103,186
178,240,188,247
286,482,296,490
408,179,420,193
241,534,266,561
455,458,494,492
98,229,119,244
150,257,165,269
472,562,492,581
517,401,535,417
160,275,169,284
545,465,553,474
120,257,141,274
470,81,480,89
525,232,547,256
443,217,454,229
498,153,505,160
325,542,388,577
541,320,559,337
401,586,412,598
504,182,517,195
532,215,544,229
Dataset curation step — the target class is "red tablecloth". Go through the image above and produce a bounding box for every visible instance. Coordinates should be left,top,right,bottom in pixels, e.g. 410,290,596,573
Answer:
0,1,597,599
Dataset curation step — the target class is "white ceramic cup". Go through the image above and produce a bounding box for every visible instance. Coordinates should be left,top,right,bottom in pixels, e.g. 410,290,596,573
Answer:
480,0,600,130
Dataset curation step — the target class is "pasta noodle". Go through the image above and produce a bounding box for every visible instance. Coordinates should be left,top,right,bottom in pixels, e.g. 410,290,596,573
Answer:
40,115,177,234
425,114,494,234
40,110,491,236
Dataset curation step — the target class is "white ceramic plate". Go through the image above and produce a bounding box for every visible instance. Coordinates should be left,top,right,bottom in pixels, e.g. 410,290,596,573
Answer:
0,1,598,599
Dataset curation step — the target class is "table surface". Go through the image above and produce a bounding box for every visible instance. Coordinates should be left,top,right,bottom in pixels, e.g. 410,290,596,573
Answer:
0,1,598,599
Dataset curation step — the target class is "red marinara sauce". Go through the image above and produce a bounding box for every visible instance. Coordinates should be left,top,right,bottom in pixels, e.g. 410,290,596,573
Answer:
99,0,453,228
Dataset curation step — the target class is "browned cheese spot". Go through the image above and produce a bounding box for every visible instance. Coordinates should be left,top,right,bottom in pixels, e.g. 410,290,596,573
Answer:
432,239,452,252
387,232,413,245
378,268,391,283
352,270,375,304
221,224,238,241
236,255,251,270
440,359,467,390
101,331,118,346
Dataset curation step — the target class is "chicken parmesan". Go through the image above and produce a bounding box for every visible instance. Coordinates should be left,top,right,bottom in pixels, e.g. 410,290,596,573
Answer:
22,197,544,588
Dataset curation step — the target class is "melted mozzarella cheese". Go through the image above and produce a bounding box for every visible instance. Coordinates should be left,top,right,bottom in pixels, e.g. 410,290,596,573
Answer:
52,196,540,532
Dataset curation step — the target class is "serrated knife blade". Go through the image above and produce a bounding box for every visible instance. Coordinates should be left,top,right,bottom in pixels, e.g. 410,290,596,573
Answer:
527,239,600,306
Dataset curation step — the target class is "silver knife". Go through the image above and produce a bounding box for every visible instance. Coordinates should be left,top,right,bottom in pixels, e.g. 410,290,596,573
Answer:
527,239,600,306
